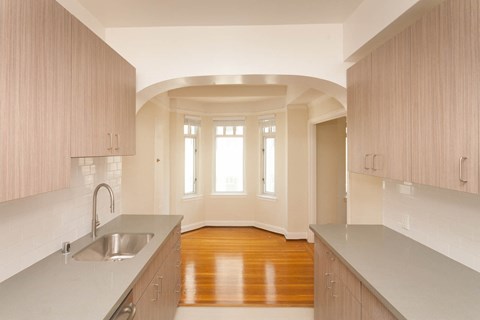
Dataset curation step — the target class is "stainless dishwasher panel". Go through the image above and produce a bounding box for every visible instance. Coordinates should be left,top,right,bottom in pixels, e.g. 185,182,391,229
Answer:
110,290,136,320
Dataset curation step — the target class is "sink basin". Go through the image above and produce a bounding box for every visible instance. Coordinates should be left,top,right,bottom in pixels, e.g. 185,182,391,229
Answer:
73,233,154,262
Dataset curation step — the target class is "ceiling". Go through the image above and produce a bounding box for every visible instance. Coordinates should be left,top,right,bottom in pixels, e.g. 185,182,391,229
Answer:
168,84,287,103
76,0,364,27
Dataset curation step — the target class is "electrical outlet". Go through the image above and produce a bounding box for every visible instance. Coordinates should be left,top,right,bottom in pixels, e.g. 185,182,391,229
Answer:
401,214,410,230
398,184,413,195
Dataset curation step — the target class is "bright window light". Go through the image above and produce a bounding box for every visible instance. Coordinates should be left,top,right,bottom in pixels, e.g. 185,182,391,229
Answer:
214,121,244,193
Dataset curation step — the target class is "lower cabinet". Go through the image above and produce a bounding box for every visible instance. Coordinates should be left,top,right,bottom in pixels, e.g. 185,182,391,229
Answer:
361,286,396,320
314,237,395,320
133,224,181,320
314,237,361,320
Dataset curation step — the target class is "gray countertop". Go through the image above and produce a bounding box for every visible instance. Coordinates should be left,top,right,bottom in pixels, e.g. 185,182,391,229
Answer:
0,214,183,320
309,224,480,320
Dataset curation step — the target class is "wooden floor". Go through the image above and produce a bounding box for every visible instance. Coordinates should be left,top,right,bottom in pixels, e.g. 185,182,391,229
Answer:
180,227,314,307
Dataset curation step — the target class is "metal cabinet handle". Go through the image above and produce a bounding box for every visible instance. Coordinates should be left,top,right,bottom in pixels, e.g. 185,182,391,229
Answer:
158,276,163,294
364,154,372,170
459,156,468,183
324,273,332,289
115,133,120,151
330,280,338,298
107,133,113,151
372,154,379,171
151,284,159,301
124,303,136,320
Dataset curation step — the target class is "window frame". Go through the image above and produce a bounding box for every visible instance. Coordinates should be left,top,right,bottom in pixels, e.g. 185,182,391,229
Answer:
260,118,276,196
213,119,246,194
184,117,200,196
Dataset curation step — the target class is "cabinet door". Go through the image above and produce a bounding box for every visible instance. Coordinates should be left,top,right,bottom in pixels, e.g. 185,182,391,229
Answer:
411,0,479,193
71,18,109,157
0,0,71,202
344,288,361,320
371,31,411,181
361,285,397,320
136,262,166,320
108,48,136,156
71,20,136,157
347,55,373,175
314,239,329,320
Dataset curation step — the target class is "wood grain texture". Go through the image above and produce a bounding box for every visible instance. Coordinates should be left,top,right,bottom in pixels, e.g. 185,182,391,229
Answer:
180,227,314,307
71,17,107,157
314,237,361,320
371,30,411,182
361,285,397,320
0,0,71,202
411,0,479,193
71,19,136,157
133,224,181,320
347,55,372,175
107,46,136,156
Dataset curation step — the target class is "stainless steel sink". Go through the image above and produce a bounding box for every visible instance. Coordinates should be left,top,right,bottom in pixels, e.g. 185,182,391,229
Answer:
73,233,154,262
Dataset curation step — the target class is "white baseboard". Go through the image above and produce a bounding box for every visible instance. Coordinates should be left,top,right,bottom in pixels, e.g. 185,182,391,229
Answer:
181,220,307,240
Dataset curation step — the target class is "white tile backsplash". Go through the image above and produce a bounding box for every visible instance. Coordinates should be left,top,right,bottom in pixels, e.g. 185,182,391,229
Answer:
0,157,122,283
383,180,480,272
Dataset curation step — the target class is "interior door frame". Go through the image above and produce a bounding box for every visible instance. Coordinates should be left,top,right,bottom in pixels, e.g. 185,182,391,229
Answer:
307,109,346,243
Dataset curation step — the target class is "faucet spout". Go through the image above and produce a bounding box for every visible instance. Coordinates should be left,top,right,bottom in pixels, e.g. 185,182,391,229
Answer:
92,183,115,239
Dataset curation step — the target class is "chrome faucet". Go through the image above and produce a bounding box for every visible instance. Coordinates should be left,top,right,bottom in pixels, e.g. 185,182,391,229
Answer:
92,183,115,239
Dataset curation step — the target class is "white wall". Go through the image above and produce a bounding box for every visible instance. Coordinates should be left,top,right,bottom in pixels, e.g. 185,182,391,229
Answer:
56,0,106,39
122,102,157,215
168,109,293,237
286,106,309,235
0,157,123,282
348,173,383,224
343,0,419,59
383,180,480,273
105,24,347,93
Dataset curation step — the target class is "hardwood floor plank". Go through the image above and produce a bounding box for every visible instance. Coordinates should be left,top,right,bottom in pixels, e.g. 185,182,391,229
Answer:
180,227,314,307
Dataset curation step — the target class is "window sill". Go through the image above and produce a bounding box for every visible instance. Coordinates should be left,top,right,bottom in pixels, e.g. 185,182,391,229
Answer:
183,194,203,201
257,194,277,201
209,193,248,198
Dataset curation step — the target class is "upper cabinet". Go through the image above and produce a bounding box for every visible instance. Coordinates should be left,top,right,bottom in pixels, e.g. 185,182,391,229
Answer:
0,0,136,203
371,31,411,182
348,0,479,194
347,29,411,182
347,56,372,175
71,18,136,157
411,0,479,193
0,0,72,202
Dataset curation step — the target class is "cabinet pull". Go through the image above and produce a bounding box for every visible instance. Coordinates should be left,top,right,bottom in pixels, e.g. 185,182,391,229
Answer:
107,133,113,151
372,154,379,171
120,302,137,320
324,273,332,289
151,284,159,301
115,133,120,151
330,280,338,298
158,276,163,294
364,154,372,170
459,156,468,183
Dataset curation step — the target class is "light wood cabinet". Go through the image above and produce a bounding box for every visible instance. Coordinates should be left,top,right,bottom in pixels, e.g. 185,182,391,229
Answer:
348,30,411,182
347,55,373,175
371,31,411,182
315,236,393,320
133,224,181,320
411,0,479,193
361,285,397,320
348,0,480,193
0,0,72,202
314,238,361,320
71,19,136,157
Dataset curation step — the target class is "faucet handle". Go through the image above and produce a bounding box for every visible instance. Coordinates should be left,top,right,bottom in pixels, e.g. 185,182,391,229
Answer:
95,220,100,227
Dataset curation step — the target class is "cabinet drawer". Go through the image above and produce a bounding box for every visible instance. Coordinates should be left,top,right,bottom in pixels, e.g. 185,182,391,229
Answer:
133,224,181,303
